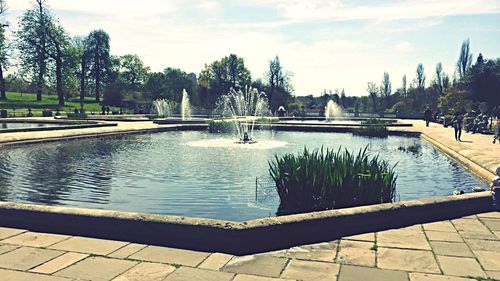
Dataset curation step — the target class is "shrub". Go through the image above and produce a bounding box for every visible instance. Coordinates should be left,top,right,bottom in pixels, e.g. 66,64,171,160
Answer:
269,146,397,215
353,118,388,137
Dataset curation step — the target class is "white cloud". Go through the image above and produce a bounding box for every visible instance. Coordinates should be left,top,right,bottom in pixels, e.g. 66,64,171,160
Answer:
394,42,414,53
244,0,500,22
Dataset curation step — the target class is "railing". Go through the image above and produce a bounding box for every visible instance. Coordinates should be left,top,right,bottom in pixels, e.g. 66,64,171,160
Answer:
255,176,277,203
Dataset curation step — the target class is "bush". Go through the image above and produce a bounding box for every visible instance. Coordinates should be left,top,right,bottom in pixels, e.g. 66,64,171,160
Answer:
269,146,397,215
208,120,235,133
353,119,388,137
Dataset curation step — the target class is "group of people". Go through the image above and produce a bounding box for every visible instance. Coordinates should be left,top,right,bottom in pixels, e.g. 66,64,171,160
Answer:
424,107,500,143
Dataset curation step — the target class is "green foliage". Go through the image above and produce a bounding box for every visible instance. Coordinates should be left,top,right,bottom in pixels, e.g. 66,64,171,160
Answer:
353,119,389,137
269,146,397,215
208,120,235,133
0,92,102,112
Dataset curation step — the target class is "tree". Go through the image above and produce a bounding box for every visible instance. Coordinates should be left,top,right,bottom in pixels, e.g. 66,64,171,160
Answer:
456,39,472,80
415,63,426,89
86,29,111,102
265,55,293,110
198,54,252,107
119,54,150,90
433,62,444,96
401,75,407,98
17,0,50,101
380,72,391,112
73,36,90,101
367,82,378,113
0,0,8,100
45,22,72,105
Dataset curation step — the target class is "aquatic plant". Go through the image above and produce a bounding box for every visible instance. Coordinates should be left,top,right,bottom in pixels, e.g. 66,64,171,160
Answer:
269,146,397,215
353,118,388,137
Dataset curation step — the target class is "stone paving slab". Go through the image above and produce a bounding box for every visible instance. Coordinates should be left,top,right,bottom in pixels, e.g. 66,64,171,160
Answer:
281,259,340,281
338,265,409,281
233,274,295,281
422,221,458,233
377,228,431,250
436,255,487,278
336,240,375,267
54,256,137,281
0,268,72,281
377,248,440,273
425,231,463,242
111,261,176,281
473,250,500,271
429,241,474,257
48,236,128,255
1,232,70,248
30,252,89,274
107,243,147,259
197,252,234,270
222,255,288,278
128,245,210,267
0,247,64,271
0,227,26,240
0,244,19,255
164,266,234,281
282,241,338,262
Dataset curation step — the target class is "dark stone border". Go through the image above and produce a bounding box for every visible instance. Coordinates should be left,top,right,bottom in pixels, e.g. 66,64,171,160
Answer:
0,192,492,255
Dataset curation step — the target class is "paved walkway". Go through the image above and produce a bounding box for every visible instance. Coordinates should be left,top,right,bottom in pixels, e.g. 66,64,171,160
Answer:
0,212,499,280
397,120,499,178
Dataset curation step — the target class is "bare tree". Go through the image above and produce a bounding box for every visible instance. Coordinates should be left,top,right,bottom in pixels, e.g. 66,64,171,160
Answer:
367,82,378,113
401,75,407,98
433,62,443,95
456,39,472,80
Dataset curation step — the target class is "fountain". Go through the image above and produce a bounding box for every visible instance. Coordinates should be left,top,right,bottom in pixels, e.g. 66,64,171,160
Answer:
325,100,344,121
181,89,192,121
152,99,173,118
218,87,269,143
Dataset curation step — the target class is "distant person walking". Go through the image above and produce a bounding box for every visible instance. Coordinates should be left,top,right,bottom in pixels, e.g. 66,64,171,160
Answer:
452,111,464,141
424,107,432,127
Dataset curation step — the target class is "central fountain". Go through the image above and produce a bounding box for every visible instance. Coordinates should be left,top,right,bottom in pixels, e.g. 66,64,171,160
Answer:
218,87,269,144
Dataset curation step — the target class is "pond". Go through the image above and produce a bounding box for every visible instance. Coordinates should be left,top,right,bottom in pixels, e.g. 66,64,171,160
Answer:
0,131,486,221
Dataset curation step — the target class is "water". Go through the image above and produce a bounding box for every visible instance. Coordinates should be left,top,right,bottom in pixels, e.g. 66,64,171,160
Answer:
281,120,363,125
325,100,343,120
0,122,64,130
0,131,486,221
181,89,192,121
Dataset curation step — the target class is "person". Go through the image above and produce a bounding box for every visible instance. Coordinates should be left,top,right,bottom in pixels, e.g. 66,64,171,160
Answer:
491,165,500,210
424,107,432,127
451,111,464,141
106,106,110,115
101,105,106,115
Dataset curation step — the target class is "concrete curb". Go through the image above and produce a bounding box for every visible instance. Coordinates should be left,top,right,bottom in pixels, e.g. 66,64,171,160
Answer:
0,192,492,255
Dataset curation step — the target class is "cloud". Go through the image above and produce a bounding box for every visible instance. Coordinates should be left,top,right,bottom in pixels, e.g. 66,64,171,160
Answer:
244,0,500,23
394,42,415,53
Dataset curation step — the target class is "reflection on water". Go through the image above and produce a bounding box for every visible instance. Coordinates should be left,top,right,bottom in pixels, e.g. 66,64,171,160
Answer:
0,122,63,130
0,131,486,221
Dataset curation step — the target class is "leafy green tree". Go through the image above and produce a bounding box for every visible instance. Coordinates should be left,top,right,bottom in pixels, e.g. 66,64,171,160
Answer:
17,0,50,101
118,54,150,90
86,29,111,102
73,36,90,101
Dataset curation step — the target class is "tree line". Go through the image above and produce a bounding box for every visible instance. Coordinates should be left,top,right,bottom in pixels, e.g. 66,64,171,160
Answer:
0,0,294,112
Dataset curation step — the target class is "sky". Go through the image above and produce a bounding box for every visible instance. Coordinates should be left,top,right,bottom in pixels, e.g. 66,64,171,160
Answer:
4,0,500,96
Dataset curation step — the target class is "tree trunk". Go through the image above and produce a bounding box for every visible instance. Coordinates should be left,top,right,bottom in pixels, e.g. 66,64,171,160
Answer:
80,57,85,101
56,52,64,106
95,43,100,102
0,64,6,100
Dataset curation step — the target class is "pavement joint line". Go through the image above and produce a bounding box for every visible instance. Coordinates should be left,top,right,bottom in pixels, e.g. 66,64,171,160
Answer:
105,241,132,257
278,258,292,278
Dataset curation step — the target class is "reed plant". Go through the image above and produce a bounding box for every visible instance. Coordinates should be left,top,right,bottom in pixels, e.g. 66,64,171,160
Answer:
353,118,388,137
269,146,397,215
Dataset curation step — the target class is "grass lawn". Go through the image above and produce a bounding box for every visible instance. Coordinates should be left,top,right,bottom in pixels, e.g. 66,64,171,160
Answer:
0,92,103,116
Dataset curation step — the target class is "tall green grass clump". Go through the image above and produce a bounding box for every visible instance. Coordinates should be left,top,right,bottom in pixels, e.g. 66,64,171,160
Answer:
353,118,388,137
269,146,397,215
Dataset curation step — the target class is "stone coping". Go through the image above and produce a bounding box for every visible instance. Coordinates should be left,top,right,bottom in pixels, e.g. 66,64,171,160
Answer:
0,192,492,255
